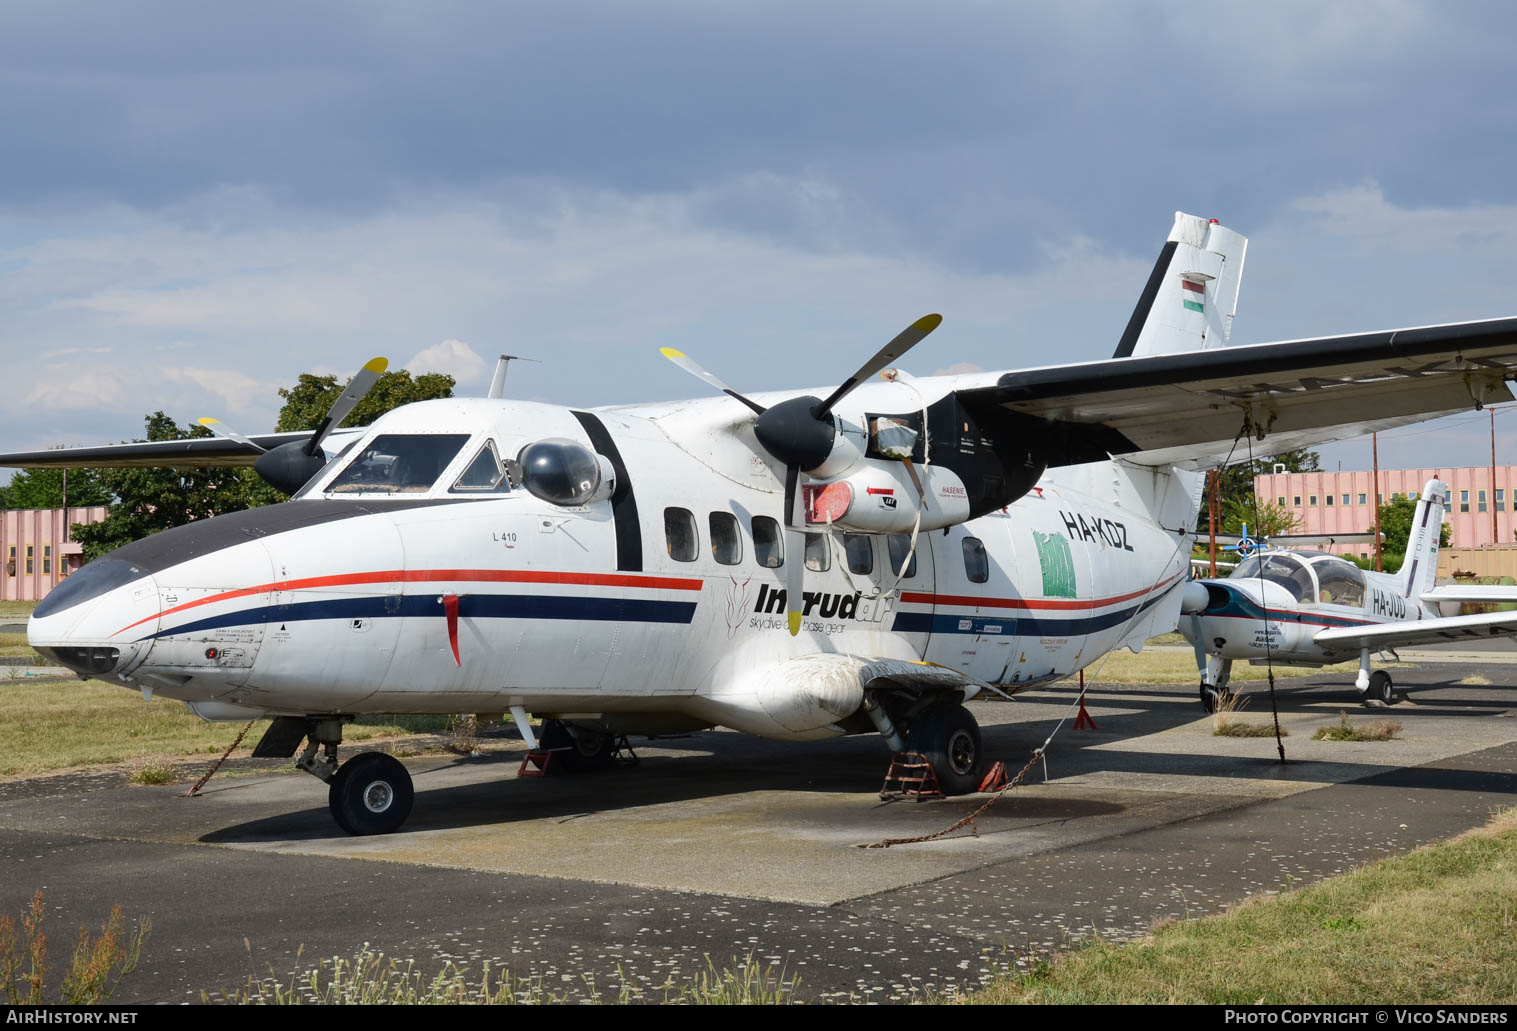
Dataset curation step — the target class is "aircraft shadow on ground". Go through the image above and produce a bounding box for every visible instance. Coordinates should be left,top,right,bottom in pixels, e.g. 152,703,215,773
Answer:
199,678,1513,844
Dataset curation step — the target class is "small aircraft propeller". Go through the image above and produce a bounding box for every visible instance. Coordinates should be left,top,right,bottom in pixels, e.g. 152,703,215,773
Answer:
203,356,388,495
660,315,942,634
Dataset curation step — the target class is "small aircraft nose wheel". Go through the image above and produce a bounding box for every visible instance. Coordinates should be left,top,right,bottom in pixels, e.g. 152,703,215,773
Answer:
329,752,415,835
1368,669,1397,706
906,701,984,795
1200,682,1220,713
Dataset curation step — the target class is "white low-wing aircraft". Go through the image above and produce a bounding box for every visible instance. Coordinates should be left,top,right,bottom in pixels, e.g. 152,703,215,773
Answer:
1181,478,1517,709
8,212,1517,836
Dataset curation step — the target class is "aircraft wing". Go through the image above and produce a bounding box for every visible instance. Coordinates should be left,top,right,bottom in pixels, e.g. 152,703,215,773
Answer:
960,317,1517,468
1422,585,1517,606
1313,610,1517,652
0,430,363,469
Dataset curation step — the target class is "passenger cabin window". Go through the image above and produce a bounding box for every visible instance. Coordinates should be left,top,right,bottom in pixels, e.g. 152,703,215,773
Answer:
842,533,873,575
328,434,470,494
963,536,989,584
450,439,512,494
709,512,742,566
887,534,918,578
804,532,830,572
752,517,783,569
665,508,698,562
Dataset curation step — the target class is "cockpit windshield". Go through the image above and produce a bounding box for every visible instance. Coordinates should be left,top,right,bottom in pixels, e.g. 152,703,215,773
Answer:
1228,553,1317,604
326,434,470,494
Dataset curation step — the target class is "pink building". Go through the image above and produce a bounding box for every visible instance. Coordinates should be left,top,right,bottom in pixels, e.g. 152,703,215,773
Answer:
1253,467,1516,554
2,507,109,602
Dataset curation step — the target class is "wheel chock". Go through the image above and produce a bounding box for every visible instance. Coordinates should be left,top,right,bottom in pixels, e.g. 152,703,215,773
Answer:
977,760,1010,793
519,750,554,777
879,751,944,801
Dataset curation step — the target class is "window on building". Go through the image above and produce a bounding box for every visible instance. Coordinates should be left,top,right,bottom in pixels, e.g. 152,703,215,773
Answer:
26,545,33,575
1293,495,1302,507
1498,489,1506,513
1277,496,1286,508
1309,495,1317,506
1377,493,1384,504
1326,495,1334,506
709,512,741,565
664,508,698,562
963,536,989,583
5,546,12,577
1358,493,1367,505
1479,489,1488,514
751,517,782,569
842,533,873,575
1460,490,1470,513
42,546,50,576
1342,494,1350,506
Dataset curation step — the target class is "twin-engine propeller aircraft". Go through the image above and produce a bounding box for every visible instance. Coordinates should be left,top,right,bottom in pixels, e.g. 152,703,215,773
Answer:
9,212,1517,835
1181,478,1517,709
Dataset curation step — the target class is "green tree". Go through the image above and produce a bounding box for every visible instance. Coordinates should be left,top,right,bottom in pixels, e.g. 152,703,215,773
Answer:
0,466,111,510
275,370,454,432
1373,495,1451,555
68,368,456,561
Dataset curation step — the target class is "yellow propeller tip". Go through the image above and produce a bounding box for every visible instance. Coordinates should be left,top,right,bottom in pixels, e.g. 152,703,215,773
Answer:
659,347,686,359
913,313,943,332
197,417,219,426
787,610,802,636
363,357,389,374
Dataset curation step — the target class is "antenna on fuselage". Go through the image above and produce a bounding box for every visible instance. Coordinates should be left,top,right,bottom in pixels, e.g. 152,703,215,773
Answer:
486,355,540,399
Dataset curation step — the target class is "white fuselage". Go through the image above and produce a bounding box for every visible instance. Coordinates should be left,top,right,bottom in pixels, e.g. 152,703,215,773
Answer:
30,388,1197,742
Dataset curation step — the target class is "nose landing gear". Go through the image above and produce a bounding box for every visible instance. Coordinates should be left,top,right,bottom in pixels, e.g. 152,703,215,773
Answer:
284,717,416,835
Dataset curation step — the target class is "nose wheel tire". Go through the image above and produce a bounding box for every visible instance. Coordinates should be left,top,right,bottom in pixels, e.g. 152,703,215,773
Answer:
1369,669,1397,705
906,701,984,795
329,752,415,835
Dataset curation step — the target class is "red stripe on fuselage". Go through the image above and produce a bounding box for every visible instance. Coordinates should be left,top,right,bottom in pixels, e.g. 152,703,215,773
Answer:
114,568,705,637
899,572,1184,612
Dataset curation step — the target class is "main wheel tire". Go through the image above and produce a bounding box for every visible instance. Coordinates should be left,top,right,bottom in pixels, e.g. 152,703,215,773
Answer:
540,719,614,772
1369,669,1396,705
907,702,984,795
329,752,414,835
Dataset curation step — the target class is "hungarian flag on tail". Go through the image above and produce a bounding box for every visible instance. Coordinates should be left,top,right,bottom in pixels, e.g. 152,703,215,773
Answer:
1181,277,1205,313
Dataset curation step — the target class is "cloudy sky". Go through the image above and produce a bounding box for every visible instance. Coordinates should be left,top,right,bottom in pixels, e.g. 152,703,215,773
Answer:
5,0,1517,474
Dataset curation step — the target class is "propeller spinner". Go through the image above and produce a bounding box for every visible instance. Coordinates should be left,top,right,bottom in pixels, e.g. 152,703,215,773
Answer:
202,356,389,495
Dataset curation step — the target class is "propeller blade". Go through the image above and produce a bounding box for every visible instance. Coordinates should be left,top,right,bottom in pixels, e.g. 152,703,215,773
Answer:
813,313,942,417
658,347,767,415
197,417,266,454
785,527,806,637
305,357,388,457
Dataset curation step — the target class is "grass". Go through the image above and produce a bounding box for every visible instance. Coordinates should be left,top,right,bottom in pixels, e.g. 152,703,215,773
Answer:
126,757,177,786
0,601,37,622
207,945,799,1005
1312,712,1403,742
0,633,46,663
965,808,1517,1005
1094,647,1352,685
1210,692,1288,738
1,890,150,1005
0,677,453,778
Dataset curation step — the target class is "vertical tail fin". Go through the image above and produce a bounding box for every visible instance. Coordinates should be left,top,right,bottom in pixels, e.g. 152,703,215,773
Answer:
1113,212,1248,359
1401,478,1449,599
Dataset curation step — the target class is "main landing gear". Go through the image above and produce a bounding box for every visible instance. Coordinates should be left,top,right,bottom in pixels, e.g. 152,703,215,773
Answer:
906,700,985,795
1356,648,1400,705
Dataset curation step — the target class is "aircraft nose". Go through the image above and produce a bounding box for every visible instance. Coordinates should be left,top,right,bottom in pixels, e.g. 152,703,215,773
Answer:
29,558,159,679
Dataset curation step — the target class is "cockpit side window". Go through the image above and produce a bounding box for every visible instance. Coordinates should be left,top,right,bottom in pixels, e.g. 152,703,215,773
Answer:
450,439,512,494
1314,559,1366,607
327,434,470,494
1231,554,1315,603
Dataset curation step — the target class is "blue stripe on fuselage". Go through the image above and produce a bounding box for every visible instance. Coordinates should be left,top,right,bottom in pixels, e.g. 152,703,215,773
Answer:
143,593,698,641
890,591,1172,637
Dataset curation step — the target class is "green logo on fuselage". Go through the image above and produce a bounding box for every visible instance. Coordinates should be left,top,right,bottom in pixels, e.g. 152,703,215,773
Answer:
1034,530,1077,598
